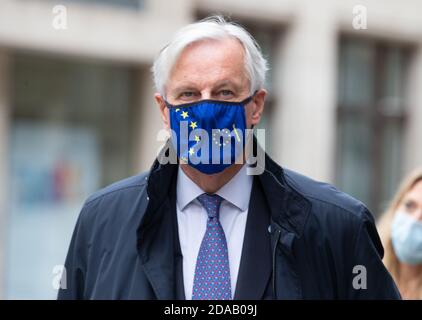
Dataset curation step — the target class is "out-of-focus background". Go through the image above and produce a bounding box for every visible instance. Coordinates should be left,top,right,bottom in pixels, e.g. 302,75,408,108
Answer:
0,0,421,299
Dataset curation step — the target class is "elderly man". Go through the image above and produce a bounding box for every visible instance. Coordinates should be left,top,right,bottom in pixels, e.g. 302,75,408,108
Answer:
58,16,400,300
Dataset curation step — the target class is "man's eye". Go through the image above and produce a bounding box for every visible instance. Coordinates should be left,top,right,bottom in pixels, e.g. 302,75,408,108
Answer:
220,90,234,97
181,92,195,97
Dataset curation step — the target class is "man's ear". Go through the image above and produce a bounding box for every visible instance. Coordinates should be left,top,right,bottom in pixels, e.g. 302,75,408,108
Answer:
250,89,267,126
154,93,170,129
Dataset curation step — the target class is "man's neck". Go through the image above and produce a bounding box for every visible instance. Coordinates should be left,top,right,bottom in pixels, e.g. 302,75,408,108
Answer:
180,163,244,194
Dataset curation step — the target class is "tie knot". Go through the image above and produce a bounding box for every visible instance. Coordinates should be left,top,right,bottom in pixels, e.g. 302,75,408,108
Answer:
197,193,223,219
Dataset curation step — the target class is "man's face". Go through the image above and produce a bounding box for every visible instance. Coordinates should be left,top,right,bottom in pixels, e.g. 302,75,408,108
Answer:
155,37,266,130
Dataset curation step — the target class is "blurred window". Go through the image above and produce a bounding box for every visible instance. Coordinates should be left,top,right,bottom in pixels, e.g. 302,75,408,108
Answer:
336,37,410,213
6,54,135,298
245,24,282,156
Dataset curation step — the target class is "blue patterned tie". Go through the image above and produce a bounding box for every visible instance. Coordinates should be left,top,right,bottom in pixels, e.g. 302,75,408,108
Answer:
192,193,232,300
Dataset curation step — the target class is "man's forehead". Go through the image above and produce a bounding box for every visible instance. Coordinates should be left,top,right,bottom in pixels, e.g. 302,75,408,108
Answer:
174,38,244,69
167,38,248,92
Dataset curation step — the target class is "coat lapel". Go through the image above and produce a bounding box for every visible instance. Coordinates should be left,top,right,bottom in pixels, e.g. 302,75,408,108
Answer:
138,197,176,299
137,157,179,300
172,176,186,300
270,222,303,299
256,144,311,300
234,177,272,300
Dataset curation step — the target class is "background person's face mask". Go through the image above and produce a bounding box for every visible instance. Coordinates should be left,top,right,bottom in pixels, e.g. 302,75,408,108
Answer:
391,210,422,265
165,94,254,175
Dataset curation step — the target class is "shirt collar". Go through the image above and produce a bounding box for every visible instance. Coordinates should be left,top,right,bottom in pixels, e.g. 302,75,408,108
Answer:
176,166,205,211
215,164,252,211
176,164,253,212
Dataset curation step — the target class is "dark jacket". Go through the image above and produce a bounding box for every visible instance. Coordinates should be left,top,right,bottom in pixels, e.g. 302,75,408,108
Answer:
58,143,401,300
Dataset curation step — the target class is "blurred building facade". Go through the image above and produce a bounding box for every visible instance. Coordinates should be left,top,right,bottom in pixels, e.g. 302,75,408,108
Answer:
0,0,421,298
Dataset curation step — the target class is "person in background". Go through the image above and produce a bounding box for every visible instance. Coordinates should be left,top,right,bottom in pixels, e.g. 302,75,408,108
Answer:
378,168,422,299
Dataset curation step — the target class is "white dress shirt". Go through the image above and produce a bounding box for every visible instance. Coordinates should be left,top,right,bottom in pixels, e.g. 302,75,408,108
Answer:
176,164,253,300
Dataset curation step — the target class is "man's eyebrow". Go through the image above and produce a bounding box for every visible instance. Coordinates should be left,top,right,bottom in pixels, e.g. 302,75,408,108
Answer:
172,80,240,92
172,85,198,94
213,80,241,91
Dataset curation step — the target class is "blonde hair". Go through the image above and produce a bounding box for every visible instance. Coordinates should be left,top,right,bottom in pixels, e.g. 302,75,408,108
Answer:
377,167,422,298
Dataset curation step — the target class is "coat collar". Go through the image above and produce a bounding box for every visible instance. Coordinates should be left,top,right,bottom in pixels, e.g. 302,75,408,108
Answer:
258,150,312,238
141,138,311,238
176,163,252,212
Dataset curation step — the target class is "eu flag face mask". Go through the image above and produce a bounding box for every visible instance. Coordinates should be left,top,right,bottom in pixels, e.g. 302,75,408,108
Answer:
391,211,422,265
165,94,254,175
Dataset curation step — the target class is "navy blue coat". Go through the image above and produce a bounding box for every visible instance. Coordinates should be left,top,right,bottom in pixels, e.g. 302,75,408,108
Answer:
58,143,401,300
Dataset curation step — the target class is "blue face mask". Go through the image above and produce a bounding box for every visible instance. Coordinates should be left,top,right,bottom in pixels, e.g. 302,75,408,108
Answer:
165,94,254,175
391,211,422,265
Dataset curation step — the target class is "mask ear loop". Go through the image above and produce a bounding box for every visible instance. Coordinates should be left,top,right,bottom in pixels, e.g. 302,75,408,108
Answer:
164,99,174,109
240,90,258,106
244,90,259,130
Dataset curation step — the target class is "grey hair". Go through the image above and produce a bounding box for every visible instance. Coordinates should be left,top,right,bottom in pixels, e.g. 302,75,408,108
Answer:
151,15,269,96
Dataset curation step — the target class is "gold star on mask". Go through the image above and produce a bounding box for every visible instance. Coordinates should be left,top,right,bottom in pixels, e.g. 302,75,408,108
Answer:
190,121,197,129
181,111,189,119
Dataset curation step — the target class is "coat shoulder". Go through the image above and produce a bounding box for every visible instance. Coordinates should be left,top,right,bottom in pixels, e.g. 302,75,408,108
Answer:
281,169,398,299
77,171,150,226
85,171,149,205
283,168,382,261
283,168,370,223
